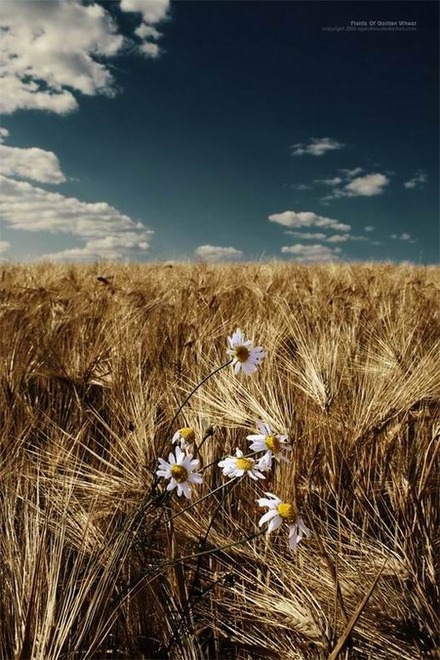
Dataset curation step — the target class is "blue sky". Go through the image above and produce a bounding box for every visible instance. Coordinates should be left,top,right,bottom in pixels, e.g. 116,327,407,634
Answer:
0,0,438,263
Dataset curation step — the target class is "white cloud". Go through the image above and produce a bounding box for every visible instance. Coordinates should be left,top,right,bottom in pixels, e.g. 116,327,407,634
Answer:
0,128,10,143
281,243,342,262
291,137,345,157
404,170,428,189
0,175,153,260
268,210,351,232
41,232,152,261
120,0,169,57
0,240,10,253
120,0,169,24
339,167,363,178
326,234,350,243
343,173,390,197
0,0,170,115
0,143,66,184
364,225,374,232
315,177,343,186
322,173,390,201
195,245,243,261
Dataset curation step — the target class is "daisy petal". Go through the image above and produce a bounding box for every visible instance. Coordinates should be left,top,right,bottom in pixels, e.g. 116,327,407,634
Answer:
258,509,279,526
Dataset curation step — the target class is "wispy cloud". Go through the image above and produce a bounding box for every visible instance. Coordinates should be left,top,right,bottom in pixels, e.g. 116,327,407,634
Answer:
0,0,170,115
286,183,312,191
314,177,343,186
404,170,428,189
291,137,345,157
269,210,351,232
195,245,243,261
325,234,350,243
281,243,342,262
285,231,327,240
364,225,374,232
391,232,411,241
339,167,363,178
0,175,153,260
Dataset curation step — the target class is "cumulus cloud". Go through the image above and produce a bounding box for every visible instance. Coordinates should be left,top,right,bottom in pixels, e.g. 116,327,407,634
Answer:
0,175,153,260
322,172,390,201
0,0,170,115
0,143,66,184
268,210,351,232
404,170,428,189
0,240,11,253
343,173,390,197
291,137,345,157
281,243,342,262
121,0,169,57
195,245,243,261
120,0,169,24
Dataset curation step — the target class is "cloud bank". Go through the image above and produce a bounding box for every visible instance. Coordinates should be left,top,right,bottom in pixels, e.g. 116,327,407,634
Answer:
0,1,170,261
0,175,153,261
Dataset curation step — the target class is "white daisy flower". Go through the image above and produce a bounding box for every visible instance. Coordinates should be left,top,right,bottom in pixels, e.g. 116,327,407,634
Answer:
257,492,311,551
156,446,203,499
247,421,291,464
172,427,196,449
218,448,267,481
227,328,265,376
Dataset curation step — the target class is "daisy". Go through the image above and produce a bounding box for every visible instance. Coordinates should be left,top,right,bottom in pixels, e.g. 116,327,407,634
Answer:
172,427,196,449
247,421,291,464
156,446,203,499
218,448,267,481
257,492,311,551
227,328,265,376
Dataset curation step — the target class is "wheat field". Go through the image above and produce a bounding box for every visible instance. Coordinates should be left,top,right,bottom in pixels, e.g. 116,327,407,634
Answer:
0,261,439,660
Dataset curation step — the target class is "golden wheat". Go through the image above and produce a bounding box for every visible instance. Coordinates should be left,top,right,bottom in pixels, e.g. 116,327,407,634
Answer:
0,261,439,659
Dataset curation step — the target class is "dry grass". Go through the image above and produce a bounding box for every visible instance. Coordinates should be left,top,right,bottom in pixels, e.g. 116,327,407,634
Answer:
0,261,439,659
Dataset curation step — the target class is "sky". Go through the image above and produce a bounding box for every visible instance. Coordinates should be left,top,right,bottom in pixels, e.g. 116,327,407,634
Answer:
0,0,438,264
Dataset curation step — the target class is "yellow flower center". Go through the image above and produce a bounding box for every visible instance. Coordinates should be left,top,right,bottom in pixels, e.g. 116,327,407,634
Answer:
234,345,250,363
179,427,195,442
170,464,189,483
277,502,296,523
235,457,254,471
265,435,281,453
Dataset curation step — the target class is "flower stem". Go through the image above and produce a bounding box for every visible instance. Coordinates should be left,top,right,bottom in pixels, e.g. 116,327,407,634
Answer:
164,358,233,443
